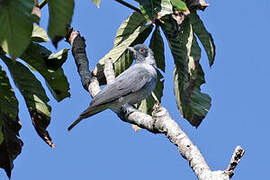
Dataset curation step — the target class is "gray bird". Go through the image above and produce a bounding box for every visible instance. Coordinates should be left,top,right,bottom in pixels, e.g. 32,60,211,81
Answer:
68,44,157,131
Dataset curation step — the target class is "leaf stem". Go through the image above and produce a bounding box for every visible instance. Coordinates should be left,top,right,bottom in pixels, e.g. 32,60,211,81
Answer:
115,0,140,12
39,0,48,9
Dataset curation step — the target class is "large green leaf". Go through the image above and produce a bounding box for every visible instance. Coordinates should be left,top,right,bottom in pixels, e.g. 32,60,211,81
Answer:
0,63,22,178
1,54,55,147
189,10,215,66
0,66,18,119
20,43,70,102
0,0,33,58
94,12,153,84
114,11,147,47
99,12,147,65
150,26,165,72
0,112,23,178
161,16,211,127
48,0,74,47
92,0,101,8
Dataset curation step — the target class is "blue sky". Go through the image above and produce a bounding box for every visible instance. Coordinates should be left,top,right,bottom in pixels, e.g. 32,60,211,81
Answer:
1,0,270,179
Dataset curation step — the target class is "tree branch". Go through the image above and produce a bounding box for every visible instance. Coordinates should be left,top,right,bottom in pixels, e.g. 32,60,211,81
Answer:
115,0,141,12
66,28,245,180
66,27,92,91
32,0,41,23
39,0,47,9
225,146,245,178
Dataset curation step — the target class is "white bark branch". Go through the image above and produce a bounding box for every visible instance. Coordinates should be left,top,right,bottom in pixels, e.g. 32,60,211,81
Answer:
225,146,245,178
88,77,100,98
92,60,244,180
103,58,115,84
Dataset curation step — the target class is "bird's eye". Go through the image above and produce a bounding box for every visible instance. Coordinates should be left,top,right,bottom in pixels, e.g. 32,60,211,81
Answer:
139,49,145,53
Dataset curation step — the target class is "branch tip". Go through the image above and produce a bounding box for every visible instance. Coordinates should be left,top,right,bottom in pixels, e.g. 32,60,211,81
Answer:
225,146,245,178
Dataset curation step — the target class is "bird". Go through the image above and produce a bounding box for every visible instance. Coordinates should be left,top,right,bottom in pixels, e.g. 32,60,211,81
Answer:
68,44,157,131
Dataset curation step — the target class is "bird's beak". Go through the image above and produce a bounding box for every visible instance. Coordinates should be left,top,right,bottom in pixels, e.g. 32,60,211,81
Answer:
127,47,136,53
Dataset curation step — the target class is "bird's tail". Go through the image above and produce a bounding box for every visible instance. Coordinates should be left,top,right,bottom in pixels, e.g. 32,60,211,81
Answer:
68,104,108,131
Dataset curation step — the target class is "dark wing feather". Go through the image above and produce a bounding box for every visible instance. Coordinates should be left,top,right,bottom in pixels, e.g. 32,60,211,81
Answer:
90,64,152,107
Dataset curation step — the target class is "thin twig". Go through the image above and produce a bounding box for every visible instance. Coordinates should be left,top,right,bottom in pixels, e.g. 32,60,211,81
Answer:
115,0,141,12
32,0,41,22
39,0,47,9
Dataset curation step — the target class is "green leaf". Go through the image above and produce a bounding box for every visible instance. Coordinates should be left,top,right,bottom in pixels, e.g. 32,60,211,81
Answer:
0,65,22,178
1,53,55,147
47,48,69,71
114,11,147,47
155,0,174,17
48,0,74,47
139,0,173,20
103,11,148,64
0,120,3,145
20,42,70,102
139,0,153,20
92,0,101,8
0,66,19,118
170,0,188,11
32,24,50,43
0,112,23,178
113,50,133,77
0,0,34,58
150,26,165,72
137,71,164,114
189,10,215,66
0,64,19,151
161,16,211,127
95,12,153,84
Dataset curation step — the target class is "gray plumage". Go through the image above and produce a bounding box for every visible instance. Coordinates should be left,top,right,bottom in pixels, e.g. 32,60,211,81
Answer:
68,44,157,131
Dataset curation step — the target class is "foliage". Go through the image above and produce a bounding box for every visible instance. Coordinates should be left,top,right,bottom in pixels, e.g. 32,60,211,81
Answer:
0,0,215,177
0,0,33,58
47,0,74,47
0,0,72,176
95,0,215,123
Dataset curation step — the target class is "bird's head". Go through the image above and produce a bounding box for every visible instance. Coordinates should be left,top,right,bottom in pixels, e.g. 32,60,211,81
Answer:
127,44,156,67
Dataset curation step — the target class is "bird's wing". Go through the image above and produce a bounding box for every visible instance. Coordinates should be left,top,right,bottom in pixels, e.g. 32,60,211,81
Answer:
90,64,153,108
68,65,154,131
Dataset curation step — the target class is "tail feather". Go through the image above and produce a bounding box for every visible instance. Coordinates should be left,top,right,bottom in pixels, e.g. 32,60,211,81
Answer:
68,104,108,131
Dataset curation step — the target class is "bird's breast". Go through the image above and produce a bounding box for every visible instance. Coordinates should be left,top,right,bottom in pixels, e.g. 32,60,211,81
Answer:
126,64,157,105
